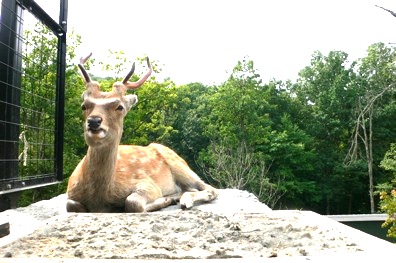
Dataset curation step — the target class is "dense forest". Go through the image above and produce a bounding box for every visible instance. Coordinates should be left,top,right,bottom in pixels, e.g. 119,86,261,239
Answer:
20,24,396,226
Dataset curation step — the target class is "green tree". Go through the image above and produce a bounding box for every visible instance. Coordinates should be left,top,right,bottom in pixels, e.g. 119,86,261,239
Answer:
18,24,84,205
203,58,273,145
124,78,178,146
346,43,396,213
168,82,215,171
378,143,396,239
198,58,316,208
293,50,364,214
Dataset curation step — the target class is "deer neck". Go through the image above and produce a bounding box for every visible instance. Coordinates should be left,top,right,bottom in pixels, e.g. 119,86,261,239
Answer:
84,141,119,186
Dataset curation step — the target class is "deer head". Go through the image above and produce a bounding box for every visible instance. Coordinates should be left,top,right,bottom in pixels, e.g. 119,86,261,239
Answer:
78,53,152,147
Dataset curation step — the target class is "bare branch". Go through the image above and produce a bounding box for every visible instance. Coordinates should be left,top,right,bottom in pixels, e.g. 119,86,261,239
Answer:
200,140,283,208
344,84,394,165
375,5,396,18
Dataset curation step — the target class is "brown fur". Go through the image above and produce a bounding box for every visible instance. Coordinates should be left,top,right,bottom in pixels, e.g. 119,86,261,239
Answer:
66,57,218,213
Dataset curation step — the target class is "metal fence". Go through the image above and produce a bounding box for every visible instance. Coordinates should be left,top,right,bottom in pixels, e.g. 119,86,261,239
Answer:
0,0,67,209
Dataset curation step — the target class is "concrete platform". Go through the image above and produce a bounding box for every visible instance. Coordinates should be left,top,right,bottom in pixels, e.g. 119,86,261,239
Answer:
0,189,394,261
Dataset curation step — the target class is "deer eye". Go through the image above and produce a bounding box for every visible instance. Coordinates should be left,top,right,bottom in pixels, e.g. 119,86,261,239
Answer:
81,104,87,111
116,105,124,111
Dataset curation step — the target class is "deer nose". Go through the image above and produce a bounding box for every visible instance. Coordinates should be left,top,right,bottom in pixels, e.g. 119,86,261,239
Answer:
87,116,102,130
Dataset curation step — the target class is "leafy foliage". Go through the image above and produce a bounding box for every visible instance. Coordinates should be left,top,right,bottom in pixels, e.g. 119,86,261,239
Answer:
18,24,83,206
378,143,396,239
17,23,396,222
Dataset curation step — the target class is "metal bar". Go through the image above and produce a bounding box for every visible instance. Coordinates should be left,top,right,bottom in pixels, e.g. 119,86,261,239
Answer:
54,0,68,181
0,181,60,195
328,214,388,222
0,0,22,182
18,0,66,36
0,0,67,210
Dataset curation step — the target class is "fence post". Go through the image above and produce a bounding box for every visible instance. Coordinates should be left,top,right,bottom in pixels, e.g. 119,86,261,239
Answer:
0,0,67,211
55,0,68,182
0,0,23,208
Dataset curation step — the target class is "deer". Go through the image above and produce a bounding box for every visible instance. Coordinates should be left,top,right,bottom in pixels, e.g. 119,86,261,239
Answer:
66,54,218,213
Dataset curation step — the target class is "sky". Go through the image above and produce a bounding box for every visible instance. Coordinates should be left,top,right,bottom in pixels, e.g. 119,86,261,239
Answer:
32,0,396,86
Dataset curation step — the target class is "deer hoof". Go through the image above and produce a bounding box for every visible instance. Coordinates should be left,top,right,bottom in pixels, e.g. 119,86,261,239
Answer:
125,195,146,213
180,193,194,210
66,199,87,212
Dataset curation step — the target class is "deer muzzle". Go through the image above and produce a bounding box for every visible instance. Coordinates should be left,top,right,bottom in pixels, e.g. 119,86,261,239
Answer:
87,116,102,131
85,115,108,141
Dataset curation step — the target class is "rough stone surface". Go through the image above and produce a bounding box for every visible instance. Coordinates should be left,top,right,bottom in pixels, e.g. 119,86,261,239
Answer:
0,189,394,260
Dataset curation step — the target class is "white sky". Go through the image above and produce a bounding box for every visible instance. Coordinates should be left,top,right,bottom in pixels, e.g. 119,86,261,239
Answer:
34,0,396,85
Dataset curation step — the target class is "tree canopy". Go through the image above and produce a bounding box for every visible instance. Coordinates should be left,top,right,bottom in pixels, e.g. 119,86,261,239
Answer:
20,25,396,225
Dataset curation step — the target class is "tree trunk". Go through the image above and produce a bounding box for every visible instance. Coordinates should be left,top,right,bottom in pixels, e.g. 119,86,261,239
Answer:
345,85,393,214
368,108,375,213
361,107,375,213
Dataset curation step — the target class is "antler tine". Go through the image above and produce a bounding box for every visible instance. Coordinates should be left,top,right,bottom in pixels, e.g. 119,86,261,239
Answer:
78,52,93,84
122,62,136,84
80,52,92,64
124,57,153,90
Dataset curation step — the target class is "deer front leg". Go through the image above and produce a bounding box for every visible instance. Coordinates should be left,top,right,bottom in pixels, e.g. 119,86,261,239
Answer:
125,182,179,213
125,192,147,213
66,199,88,212
145,195,179,212
180,186,218,209
125,193,178,212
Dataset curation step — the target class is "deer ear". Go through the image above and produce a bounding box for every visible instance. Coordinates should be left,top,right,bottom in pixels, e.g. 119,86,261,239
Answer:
124,94,138,110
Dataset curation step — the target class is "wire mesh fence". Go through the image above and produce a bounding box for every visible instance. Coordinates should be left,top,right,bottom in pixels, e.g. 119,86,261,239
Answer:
0,0,67,197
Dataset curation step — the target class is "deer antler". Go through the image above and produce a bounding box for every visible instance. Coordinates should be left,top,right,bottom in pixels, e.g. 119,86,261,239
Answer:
78,53,152,97
78,52,101,99
122,62,136,84
124,57,152,90
78,52,93,84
